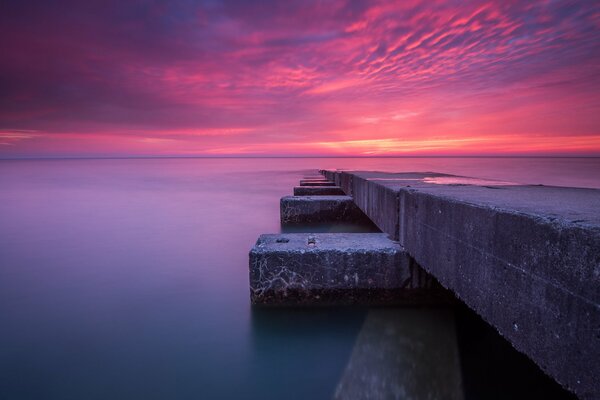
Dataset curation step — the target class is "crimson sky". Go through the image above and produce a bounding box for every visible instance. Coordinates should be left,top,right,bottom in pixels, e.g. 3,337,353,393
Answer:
1,0,599,157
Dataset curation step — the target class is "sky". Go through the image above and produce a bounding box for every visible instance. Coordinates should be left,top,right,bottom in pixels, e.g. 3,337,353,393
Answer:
1,0,599,157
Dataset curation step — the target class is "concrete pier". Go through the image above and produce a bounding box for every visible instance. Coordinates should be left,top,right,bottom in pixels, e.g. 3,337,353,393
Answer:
249,233,447,305
280,195,370,224
321,169,600,400
293,186,346,196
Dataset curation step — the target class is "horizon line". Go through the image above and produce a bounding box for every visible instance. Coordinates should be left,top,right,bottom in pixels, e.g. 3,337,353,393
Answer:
2,155,600,161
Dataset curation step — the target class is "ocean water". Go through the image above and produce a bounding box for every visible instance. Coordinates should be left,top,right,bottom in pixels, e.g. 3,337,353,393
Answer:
0,157,596,400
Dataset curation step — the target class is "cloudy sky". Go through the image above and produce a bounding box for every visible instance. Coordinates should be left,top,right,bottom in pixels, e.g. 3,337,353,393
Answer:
1,0,599,157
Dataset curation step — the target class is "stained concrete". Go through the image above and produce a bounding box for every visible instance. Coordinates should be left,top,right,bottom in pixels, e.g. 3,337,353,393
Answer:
334,308,463,400
293,186,346,196
249,233,447,305
280,195,370,225
321,169,600,400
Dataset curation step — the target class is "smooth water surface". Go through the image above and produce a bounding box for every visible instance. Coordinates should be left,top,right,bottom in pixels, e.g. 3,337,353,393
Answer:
1,157,597,399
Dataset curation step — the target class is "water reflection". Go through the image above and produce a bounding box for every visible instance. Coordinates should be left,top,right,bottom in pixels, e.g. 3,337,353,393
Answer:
250,307,366,399
0,158,593,399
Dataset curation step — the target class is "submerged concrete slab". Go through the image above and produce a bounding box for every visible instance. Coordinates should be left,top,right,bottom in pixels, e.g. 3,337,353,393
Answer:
299,179,336,186
249,233,448,305
293,186,346,196
280,195,369,224
322,169,600,399
334,308,463,400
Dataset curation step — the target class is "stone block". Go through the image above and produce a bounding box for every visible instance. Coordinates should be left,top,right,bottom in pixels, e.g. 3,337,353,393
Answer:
249,233,447,305
280,195,367,224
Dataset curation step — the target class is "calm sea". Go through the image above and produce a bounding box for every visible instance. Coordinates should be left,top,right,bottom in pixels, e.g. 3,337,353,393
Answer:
1,157,596,399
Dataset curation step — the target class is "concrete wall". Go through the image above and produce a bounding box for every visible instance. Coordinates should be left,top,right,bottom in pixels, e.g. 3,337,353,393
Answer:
402,189,599,399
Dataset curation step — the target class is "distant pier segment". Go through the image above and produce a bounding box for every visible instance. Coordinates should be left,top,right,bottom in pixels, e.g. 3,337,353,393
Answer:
321,169,600,400
299,179,336,186
293,186,345,196
280,195,369,225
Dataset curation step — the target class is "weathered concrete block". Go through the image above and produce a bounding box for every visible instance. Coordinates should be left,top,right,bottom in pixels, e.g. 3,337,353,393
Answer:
280,195,368,224
249,233,446,305
322,169,600,399
299,180,335,186
293,186,346,196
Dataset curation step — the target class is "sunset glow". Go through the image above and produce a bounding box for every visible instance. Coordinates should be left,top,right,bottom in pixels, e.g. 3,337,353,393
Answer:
1,0,599,157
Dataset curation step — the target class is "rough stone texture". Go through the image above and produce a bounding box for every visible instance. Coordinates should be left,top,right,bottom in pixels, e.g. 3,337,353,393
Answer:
299,180,335,186
322,170,600,400
334,308,463,400
293,186,346,196
280,195,370,224
249,233,446,305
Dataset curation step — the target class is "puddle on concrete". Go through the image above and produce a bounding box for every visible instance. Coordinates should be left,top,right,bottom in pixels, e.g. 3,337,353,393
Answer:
423,177,519,186
365,176,520,186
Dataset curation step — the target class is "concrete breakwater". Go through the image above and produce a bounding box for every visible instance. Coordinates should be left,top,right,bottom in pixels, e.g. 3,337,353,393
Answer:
320,170,600,400
249,173,460,399
249,170,599,399
252,175,449,305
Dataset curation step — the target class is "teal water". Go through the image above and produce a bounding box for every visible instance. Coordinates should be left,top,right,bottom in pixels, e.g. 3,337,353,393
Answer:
0,157,596,399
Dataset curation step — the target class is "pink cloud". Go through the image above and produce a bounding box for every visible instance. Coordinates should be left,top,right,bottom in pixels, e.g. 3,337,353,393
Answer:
0,0,599,157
